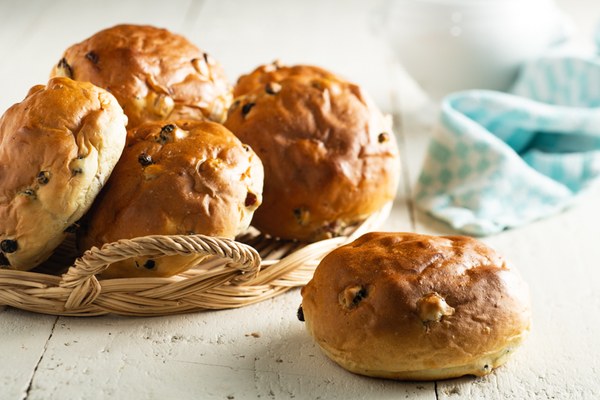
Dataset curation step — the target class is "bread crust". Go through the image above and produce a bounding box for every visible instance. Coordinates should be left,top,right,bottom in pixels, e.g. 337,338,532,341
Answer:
301,232,531,380
0,77,127,270
51,24,232,128
78,120,263,278
225,64,400,241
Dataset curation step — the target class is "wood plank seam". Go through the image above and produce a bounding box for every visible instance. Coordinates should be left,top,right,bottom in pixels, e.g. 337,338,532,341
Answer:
22,316,59,400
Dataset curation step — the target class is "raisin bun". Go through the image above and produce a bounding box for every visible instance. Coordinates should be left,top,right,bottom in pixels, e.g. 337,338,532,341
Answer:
225,63,400,241
0,77,127,271
300,232,531,380
78,120,264,278
51,24,232,128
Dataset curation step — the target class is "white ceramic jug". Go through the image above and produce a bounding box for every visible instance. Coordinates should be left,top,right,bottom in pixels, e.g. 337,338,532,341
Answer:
375,0,571,100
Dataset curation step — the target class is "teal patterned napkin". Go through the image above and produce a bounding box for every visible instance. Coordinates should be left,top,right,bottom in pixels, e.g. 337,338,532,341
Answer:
415,53,600,235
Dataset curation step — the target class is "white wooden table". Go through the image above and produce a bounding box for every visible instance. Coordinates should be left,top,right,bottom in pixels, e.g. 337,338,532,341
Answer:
1,1,599,399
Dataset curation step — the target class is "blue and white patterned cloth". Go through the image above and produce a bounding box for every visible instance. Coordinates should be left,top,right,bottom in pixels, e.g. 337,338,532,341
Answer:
415,47,600,236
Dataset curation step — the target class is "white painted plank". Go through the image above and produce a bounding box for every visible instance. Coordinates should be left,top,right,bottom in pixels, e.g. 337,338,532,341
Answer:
26,291,435,400
0,0,57,52
0,0,194,114
189,0,394,112
0,309,56,400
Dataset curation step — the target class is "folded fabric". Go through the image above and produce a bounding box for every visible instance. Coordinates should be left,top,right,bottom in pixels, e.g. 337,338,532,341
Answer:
414,54,600,235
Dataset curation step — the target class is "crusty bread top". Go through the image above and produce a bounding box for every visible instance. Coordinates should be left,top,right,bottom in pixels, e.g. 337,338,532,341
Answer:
51,24,232,128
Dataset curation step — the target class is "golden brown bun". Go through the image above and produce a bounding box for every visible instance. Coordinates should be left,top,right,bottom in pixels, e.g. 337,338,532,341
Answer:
301,232,531,380
0,77,127,270
225,64,400,241
78,120,263,278
51,24,232,128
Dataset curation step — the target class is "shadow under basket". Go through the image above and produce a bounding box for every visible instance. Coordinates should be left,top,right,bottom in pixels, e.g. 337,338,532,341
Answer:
0,203,392,316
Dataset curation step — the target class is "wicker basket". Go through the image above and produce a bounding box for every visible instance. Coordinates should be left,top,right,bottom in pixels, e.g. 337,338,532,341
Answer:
0,203,392,316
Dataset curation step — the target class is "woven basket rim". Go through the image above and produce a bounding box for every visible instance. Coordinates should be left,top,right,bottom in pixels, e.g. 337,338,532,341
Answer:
0,203,392,316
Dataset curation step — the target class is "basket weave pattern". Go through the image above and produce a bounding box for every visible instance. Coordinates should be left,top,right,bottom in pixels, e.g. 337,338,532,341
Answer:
0,203,391,316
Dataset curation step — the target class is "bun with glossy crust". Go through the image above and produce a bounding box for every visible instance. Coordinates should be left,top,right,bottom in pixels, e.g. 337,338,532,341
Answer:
78,120,263,278
300,232,531,380
225,63,400,241
0,77,127,270
51,24,232,128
